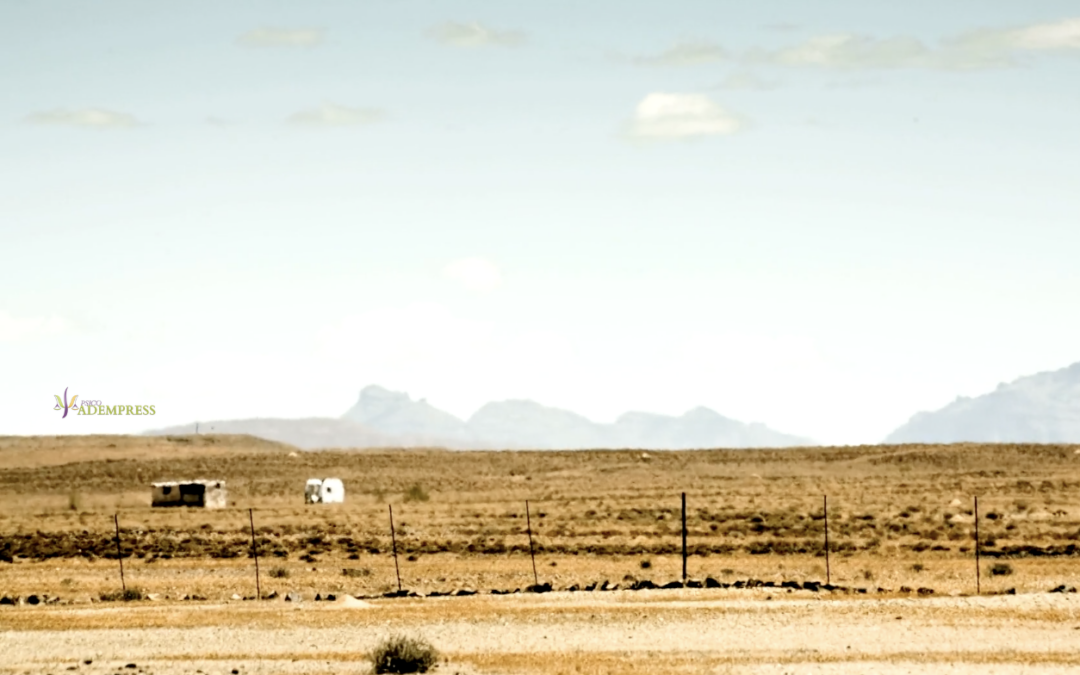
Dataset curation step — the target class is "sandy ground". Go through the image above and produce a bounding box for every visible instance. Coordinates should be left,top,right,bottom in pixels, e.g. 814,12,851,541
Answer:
3,590,1080,675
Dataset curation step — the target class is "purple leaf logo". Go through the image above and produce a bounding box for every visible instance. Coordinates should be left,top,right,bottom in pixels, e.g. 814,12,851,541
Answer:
53,387,79,418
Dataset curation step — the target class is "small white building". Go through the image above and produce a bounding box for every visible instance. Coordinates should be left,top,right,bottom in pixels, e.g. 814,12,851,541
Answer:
151,480,227,509
305,478,345,504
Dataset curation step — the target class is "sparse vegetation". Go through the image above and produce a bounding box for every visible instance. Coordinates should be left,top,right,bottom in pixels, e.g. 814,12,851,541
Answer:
268,566,290,579
99,587,144,602
370,634,438,674
990,562,1014,576
404,484,430,503
2,435,1080,598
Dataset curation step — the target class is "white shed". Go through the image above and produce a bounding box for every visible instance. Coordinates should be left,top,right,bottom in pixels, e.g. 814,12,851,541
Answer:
151,480,227,509
305,477,345,504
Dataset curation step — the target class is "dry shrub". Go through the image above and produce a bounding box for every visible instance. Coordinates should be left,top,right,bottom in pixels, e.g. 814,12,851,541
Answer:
404,484,430,503
100,587,144,602
990,562,1014,576
268,566,290,578
370,634,438,674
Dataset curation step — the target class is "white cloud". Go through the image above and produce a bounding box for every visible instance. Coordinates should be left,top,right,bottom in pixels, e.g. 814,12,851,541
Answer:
236,27,324,48
754,34,952,69
626,93,742,141
428,21,526,48
1010,17,1080,50
287,103,384,127
949,17,1080,55
0,311,68,342
633,40,728,67
752,17,1080,71
25,108,139,129
443,257,503,293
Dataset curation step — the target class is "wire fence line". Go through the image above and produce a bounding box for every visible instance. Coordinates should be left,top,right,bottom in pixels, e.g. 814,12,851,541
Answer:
62,493,1057,601
4,488,1077,604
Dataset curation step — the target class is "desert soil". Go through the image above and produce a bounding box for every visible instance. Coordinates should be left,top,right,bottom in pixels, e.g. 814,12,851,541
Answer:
3,590,1080,675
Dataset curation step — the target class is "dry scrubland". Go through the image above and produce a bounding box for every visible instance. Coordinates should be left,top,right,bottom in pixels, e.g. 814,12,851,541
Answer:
3,434,1080,673
2,435,1080,597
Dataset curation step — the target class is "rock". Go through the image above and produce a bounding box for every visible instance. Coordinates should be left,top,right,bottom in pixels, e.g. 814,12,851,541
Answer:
704,577,726,589
26,595,40,605
526,583,552,594
632,579,657,590
802,581,820,592
230,593,242,601
335,594,372,608
0,596,17,605
566,584,580,592
685,579,703,589
781,581,801,590
661,581,684,589
314,593,322,601
285,592,302,602
455,589,477,596
325,594,336,601
917,587,935,596
899,586,913,594
599,580,611,591
145,593,161,601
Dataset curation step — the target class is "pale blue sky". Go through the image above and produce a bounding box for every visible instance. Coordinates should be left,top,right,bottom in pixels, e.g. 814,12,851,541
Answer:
3,1,1079,443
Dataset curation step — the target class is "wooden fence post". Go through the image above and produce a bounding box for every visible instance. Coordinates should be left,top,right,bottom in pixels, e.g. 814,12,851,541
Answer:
389,504,402,593
249,508,261,600
974,495,981,595
681,492,688,582
526,500,539,587
823,496,830,585
113,513,126,593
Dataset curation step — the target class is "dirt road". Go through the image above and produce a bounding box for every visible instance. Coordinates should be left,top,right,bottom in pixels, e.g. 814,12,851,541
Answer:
2,590,1079,674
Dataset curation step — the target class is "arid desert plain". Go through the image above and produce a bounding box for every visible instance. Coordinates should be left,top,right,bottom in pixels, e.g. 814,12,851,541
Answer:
3,434,1080,673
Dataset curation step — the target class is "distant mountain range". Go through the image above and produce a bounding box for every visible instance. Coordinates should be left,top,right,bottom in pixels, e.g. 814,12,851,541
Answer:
147,385,813,450
147,361,1080,448
885,362,1080,444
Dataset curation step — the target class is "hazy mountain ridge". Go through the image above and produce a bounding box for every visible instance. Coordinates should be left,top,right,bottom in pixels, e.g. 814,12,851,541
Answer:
885,362,1080,443
148,385,813,450
145,417,395,450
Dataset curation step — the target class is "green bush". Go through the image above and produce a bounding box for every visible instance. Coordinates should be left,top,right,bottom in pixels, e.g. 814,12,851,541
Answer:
370,634,439,674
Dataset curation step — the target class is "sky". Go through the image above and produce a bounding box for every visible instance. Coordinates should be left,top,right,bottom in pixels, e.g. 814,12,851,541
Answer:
2,1,1079,444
